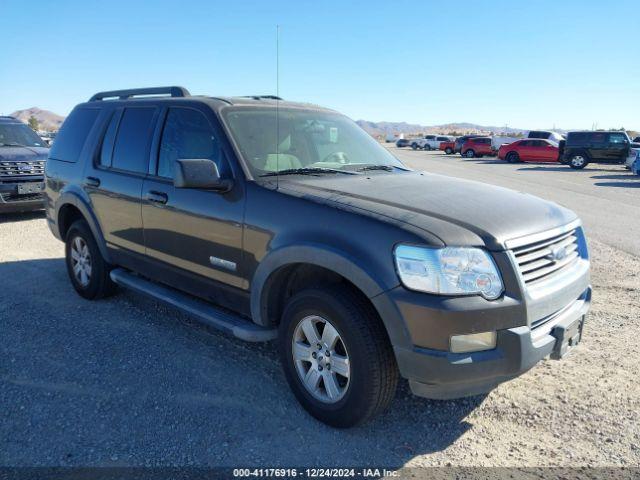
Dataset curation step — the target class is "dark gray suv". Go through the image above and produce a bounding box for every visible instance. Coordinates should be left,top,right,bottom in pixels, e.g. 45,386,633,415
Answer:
45,87,591,427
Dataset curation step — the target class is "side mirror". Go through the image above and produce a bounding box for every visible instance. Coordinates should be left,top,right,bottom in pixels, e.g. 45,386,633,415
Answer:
174,159,233,192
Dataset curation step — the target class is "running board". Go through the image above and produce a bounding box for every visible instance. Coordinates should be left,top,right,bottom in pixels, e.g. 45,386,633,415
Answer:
109,268,277,342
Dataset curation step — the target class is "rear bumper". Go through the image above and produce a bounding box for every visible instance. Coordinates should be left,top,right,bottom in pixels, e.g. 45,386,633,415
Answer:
0,181,45,212
394,287,591,399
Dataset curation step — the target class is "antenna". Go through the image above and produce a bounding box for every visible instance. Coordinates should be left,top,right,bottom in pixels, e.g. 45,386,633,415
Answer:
276,24,280,190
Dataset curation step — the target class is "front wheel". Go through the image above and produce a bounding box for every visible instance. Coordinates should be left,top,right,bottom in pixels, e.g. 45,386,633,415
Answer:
411,143,418,150
65,220,116,300
569,154,588,169
279,287,398,428
506,152,520,163
445,147,453,154
424,145,432,151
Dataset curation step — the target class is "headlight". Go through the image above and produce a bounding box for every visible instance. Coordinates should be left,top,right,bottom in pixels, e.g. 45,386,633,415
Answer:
394,245,504,300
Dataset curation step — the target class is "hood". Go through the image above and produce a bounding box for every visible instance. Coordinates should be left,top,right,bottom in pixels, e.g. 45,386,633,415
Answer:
277,171,578,250
0,146,49,162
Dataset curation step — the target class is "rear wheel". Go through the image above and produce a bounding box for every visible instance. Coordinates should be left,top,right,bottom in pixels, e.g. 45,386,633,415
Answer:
279,286,398,428
424,144,432,151
569,154,588,169
65,220,116,300
445,147,453,155
465,149,476,158
506,152,520,163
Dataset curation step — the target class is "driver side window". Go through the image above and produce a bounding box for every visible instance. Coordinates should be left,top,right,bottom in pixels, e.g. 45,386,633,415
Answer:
157,108,229,179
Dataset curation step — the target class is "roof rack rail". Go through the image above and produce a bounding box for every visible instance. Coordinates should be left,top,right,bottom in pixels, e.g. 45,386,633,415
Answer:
89,86,190,102
244,95,283,101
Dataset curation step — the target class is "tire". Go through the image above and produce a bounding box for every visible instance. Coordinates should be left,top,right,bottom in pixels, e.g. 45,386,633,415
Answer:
411,143,418,150
279,286,398,428
569,154,588,169
65,220,116,300
465,149,476,158
445,147,453,155
506,152,520,163
424,145,432,151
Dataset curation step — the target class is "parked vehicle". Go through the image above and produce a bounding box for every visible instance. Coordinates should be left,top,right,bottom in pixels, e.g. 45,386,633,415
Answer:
454,134,484,153
396,138,410,148
562,131,632,169
424,135,454,151
46,87,591,427
632,136,640,143
439,140,456,154
0,116,49,212
625,146,640,174
411,135,455,151
460,137,494,158
527,130,564,143
498,139,560,163
385,134,397,143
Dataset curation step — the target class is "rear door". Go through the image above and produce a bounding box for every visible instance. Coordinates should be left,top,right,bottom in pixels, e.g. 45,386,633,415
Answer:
141,105,246,290
85,105,158,259
587,132,608,161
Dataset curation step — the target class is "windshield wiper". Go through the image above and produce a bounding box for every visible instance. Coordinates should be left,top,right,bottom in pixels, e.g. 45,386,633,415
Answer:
260,167,358,177
0,142,27,147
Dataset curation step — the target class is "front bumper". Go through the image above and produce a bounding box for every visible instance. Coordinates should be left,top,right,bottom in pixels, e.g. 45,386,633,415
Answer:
392,287,590,399
0,180,45,213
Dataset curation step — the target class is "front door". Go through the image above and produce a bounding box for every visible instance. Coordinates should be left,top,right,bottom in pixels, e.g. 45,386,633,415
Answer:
141,106,246,290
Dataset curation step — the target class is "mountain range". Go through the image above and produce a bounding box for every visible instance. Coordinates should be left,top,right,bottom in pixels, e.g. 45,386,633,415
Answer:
8,107,65,131
356,120,530,138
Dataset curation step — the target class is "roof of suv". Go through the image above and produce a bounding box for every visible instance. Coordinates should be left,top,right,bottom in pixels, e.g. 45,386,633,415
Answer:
84,86,334,114
0,116,21,124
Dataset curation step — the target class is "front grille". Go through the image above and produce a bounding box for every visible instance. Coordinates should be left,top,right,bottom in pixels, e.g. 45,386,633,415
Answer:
0,192,43,203
0,161,45,177
513,229,580,284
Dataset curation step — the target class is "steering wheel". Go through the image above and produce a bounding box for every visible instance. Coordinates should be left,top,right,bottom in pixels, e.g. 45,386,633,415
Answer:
322,151,349,164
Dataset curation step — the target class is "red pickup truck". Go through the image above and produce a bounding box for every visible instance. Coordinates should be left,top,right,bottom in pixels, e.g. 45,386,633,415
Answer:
460,137,493,158
439,141,456,155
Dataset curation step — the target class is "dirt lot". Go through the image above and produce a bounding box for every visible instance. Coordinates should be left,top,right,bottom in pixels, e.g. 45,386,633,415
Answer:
1,150,639,468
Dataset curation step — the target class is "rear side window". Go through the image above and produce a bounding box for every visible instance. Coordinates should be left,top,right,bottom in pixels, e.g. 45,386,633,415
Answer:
49,108,99,162
567,132,589,145
157,108,227,179
111,107,157,173
591,132,606,144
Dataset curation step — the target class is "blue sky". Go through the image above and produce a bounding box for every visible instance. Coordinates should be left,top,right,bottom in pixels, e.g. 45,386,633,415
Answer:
2,0,638,130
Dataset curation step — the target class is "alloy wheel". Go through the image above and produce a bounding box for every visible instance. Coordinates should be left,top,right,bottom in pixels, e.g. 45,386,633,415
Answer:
292,315,350,403
70,236,92,287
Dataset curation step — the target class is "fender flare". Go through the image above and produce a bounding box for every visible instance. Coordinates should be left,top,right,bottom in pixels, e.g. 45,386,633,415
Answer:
55,189,112,263
250,244,411,348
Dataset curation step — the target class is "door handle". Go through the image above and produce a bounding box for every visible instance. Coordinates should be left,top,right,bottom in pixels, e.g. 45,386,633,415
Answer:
85,176,101,187
146,191,168,205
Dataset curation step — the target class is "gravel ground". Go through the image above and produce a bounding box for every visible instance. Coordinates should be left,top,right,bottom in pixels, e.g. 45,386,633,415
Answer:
1,153,639,468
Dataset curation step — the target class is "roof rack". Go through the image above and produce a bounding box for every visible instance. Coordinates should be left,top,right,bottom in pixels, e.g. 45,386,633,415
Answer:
89,86,190,102
244,95,283,101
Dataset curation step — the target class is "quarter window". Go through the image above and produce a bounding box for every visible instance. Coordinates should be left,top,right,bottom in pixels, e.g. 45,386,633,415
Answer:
157,108,226,179
111,107,157,173
49,108,99,162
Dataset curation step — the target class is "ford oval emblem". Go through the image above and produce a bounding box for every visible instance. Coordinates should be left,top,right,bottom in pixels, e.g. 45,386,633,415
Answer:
18,164,33,171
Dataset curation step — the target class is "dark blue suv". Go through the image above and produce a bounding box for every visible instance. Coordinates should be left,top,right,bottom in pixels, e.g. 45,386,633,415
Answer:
0,116,49,212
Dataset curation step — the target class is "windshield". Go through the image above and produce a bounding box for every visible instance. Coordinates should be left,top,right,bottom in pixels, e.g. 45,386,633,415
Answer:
0,123,46,147
223,108,405,176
